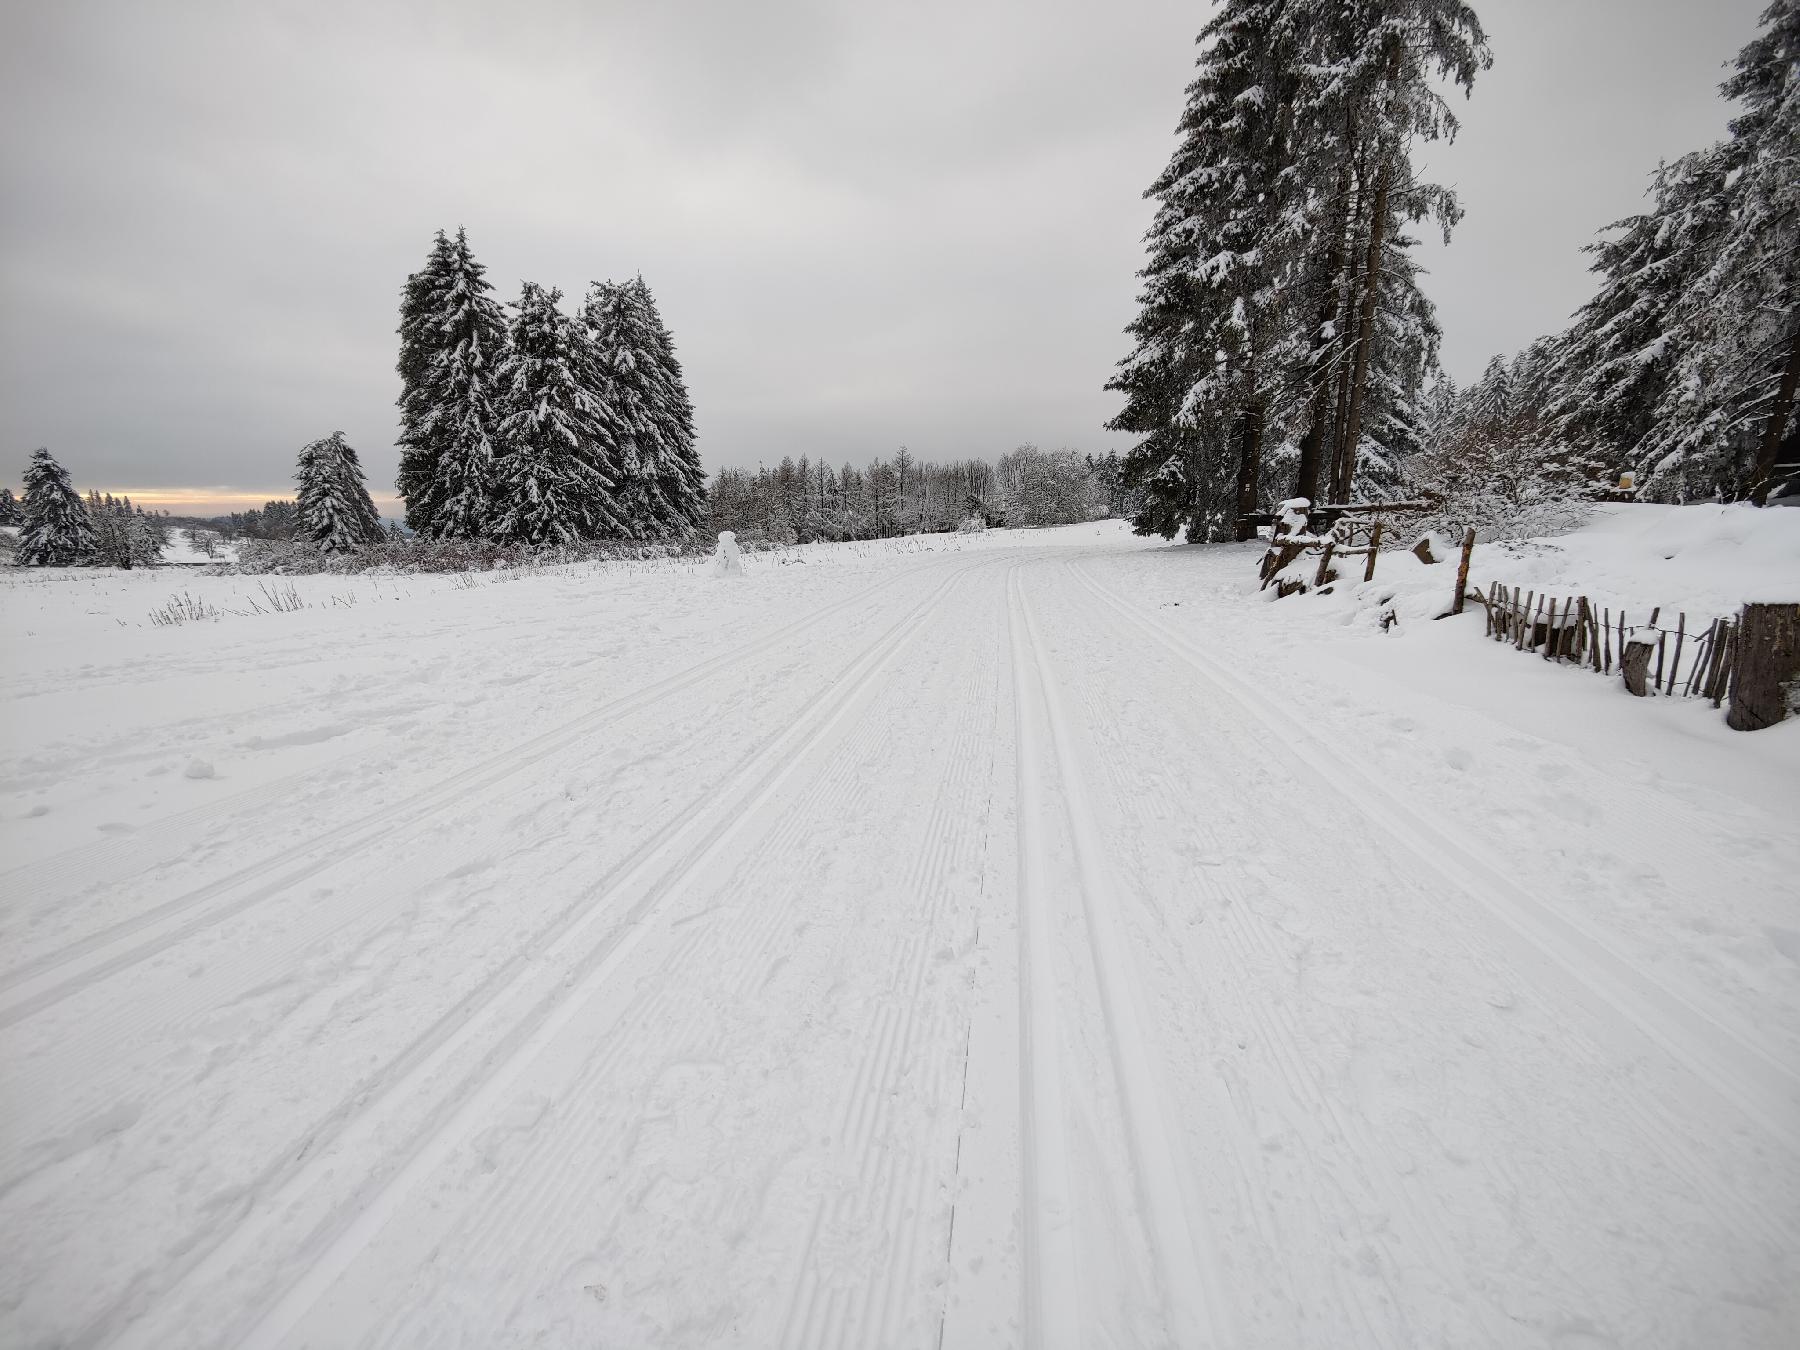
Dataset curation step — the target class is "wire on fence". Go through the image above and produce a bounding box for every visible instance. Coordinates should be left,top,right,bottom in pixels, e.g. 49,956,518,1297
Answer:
1481,583,1737,703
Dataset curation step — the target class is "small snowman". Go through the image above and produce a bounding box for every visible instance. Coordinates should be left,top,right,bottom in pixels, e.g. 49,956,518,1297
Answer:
712,530,746,578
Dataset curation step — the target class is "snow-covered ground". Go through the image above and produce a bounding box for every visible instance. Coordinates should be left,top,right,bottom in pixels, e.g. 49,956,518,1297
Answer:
1,508,1796,1349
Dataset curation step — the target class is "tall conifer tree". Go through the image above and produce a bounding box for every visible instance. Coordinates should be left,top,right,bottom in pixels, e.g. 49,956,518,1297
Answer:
17,448,97,566
491,283,630,544
395,231,458,533
296,431,384,552
408,229,510,538
583,277,706,537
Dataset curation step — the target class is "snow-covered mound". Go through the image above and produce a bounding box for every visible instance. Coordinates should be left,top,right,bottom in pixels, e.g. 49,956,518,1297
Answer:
1291,501,1800,636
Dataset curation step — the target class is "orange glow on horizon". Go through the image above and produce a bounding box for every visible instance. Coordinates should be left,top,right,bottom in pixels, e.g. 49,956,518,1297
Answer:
71,488,404,517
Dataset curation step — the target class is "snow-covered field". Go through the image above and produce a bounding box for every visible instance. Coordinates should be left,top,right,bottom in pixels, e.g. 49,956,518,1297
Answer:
2,507,1797,1349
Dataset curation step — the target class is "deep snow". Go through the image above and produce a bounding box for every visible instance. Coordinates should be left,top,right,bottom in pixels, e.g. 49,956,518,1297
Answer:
1,508,1797,1348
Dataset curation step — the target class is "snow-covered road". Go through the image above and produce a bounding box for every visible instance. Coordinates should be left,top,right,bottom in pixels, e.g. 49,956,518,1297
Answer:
3,526,1796,1348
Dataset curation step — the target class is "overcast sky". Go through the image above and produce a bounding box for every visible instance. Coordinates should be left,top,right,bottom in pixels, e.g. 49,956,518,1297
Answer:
0,0,1768,513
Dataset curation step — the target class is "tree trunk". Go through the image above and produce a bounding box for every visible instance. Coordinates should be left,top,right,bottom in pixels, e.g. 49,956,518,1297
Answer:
1232,401,1265,541
1333,157,1393,506
1727,603,1800,731
1293,157,1355,505
1748,327,1800,506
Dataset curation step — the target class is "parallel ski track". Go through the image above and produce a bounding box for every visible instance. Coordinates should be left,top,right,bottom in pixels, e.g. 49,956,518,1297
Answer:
1059,563,1798,1269
0,555,950,1031
1010,566,1237,1350
776,572,1001,1350
95,553,998,1350
1050,570,1528,1347
1006,563,1083,1350
1068,560,1800,1146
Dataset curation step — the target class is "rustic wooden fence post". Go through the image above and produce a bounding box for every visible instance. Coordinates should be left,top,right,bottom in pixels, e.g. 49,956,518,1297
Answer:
1363,521,1384,583
1727,603,1800,731
1452,527,1476,615
1313,539,1337,590
1622,638,1656,696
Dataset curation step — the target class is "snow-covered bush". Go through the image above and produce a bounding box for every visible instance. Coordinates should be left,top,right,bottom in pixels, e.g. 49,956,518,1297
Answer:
1410,355,1595,542
994,445,1105,527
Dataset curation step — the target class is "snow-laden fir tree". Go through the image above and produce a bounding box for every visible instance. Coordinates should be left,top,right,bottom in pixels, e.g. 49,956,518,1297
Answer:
1109,0,1487,539
87,492,164,568
16,448,97,566
1291,0,1488,507
582,276,706,537
1544,155,1714,476
403,228,510,538
295,431,384,552
1550,1,1797,501
491,282,631,544
395,231,458,534
1549,151,1734,495
1639,0,1799,501
0,487,19,526
1109,0,1307,541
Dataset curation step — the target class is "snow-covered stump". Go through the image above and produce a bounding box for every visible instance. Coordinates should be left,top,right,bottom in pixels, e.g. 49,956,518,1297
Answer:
712,530,746,578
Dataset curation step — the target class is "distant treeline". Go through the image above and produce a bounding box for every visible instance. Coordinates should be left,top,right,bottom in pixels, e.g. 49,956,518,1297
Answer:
708,446,1131,543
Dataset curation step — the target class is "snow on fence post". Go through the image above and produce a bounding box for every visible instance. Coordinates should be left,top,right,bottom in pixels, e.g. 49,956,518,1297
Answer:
1726,603,1800,731
1451,528,1475,615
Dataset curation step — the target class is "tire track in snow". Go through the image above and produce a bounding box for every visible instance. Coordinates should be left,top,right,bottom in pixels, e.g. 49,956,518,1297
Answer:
1008,564,1237,1350
94,554,997,1350
0,556,948,1031
1067,561,1800,1144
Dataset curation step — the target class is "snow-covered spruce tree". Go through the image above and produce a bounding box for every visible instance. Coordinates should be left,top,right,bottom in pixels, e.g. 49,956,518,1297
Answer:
1549,2,1797,502
1546,151,1729,488
1640,0,1799,501
1110,0,1486,537
1109,0,1310,542
395,230,458,534
295,431,383,553
17,448,97,566
86,492,163,568
491,282,630,545
1294,0,1489,507
1728,0,1800,501
405,228,510,538
0,487,19,526
583,276,706,538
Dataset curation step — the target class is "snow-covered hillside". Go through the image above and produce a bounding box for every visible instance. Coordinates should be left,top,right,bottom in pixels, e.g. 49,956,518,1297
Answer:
1,511,1796,1348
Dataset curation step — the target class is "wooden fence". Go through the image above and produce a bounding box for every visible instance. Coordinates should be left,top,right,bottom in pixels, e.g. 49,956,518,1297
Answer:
1481,584,1739,703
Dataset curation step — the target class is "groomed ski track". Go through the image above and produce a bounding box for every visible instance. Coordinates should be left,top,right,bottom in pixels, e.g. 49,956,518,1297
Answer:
2,535,1795,1349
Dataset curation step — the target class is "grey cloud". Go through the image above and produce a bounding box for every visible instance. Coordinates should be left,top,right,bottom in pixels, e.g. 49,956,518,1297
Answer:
0,0,1771,503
